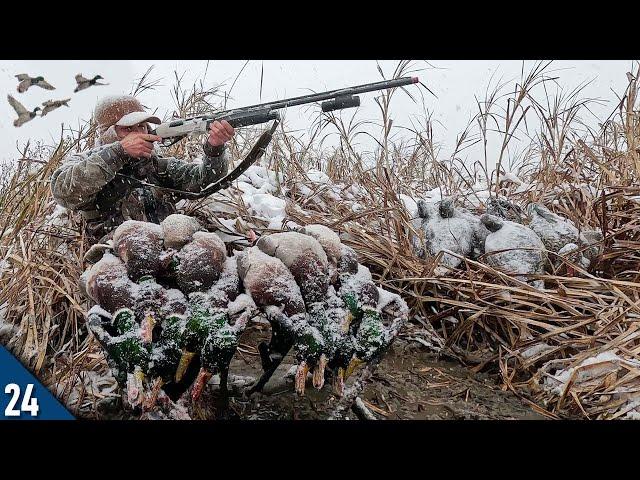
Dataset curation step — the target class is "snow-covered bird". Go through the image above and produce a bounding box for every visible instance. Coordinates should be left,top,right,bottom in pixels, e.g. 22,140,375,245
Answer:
7,94,40,127
41,98,71,116
15,74,55,93
74,74,107,93
481,214,547,289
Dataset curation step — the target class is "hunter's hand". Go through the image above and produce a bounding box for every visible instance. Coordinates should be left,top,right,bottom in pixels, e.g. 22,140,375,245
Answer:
120,133,161,159
208,120,235,147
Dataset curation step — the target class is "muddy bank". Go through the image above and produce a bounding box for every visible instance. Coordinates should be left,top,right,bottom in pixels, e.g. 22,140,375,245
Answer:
358,341,544,420
177,326,546,420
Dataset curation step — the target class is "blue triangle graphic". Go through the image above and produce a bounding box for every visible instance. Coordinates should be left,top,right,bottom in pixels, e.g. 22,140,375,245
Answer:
0,345,75,420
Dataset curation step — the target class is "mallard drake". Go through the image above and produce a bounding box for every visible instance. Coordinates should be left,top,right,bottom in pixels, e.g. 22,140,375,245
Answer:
238,247,306,394
134,275,169,343
74,73,107,92
15,74,55,93
237,246,305,317
335,261,385,387
174,232,227,293
193,321,238,401
190,303,255,404
86,307,151,389
172,293,222,398
299,224,343,283
85,253,138,313
41,98,71,116
255,231,329,303
112,221,164,281
7,95,40,127
160,214,204,250
290,318,326,396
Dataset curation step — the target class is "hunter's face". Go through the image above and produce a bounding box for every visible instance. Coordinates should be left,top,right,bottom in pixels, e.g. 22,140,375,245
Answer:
115,122,149,139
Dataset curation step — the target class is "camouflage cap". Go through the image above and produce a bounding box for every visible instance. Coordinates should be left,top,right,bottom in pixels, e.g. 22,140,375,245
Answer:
94,95,160,129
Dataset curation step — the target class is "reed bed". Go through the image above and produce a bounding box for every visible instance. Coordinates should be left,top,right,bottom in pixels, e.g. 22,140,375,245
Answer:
1,61,639,419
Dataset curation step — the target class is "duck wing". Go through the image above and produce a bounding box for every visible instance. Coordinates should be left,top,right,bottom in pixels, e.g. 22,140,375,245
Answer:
7,94,28,116
41,100,57,114
15,74,30,81
37,79,56,90
75,73,89,84
16,80,30,93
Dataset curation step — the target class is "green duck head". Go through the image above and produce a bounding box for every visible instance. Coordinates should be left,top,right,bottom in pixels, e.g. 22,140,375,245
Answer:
113,308,137,335
294,322,325,362
354,308,385,361
342,311,385,382
201,325,238,371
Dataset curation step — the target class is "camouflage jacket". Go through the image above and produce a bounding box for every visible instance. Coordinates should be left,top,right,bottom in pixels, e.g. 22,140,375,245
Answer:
51,141,228,244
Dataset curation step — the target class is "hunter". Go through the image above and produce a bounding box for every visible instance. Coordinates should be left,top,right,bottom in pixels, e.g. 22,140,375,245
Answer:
50,95,235,245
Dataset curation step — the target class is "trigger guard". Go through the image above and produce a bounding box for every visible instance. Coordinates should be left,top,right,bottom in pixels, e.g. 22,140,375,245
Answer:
161,136,186,148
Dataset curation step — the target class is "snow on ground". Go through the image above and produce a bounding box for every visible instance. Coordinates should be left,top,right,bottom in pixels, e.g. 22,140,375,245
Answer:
544,351,623,395
44,204,71,227
247,193,286,219
0,302,7,328
520,342,556,360
306,169,331,184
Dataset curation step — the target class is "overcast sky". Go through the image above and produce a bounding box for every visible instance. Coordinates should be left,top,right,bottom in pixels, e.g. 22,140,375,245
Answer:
0,60,636,168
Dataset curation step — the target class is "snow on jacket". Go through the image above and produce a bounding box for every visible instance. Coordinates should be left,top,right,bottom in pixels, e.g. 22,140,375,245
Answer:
50,139,229,244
